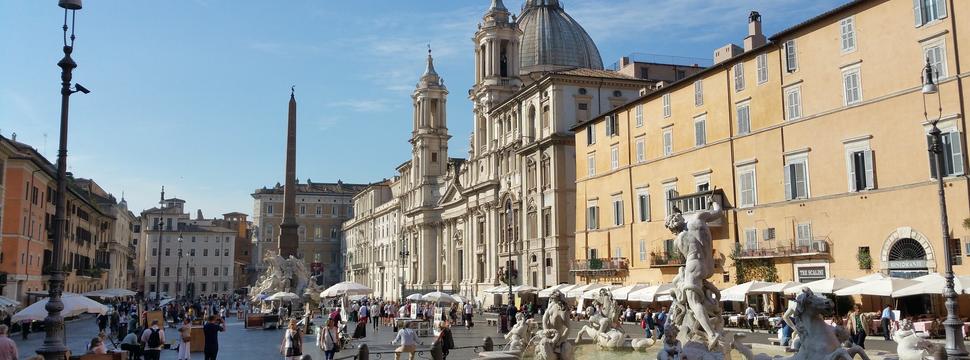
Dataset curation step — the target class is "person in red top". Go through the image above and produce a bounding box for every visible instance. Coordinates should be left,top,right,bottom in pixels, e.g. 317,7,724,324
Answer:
0,325,18,360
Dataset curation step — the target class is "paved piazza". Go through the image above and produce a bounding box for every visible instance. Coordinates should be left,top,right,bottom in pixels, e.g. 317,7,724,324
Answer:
12,313,934,359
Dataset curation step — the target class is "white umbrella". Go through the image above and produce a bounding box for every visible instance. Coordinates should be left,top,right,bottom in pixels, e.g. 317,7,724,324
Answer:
320,281,373,298
405,293,424,301
0,296,20,308
629,284,674,302
854,273,890,282
483,286,509,294
755,281,800,294
566,284,607,299
835,277,920,297
581,285,620,300
538,284,575,298
12,293,107,322
784,278,860,295
720,281,779,302
511,285,541,294
893,274,970,297
84,288,137,298
422,292,458,305
609,284,649,301
266,292,301,301
451,294,471,303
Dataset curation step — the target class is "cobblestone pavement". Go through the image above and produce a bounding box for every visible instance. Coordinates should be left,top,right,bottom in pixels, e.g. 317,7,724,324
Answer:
13,314,968,359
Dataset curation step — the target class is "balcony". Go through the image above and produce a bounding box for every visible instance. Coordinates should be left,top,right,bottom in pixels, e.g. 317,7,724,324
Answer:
570,257,628,277
735,237,832,260
650,251,685,268
667,189,725,226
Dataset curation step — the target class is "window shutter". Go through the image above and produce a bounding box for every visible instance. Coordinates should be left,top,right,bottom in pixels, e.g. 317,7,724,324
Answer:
937,0,947,19
784,164,793,200
950,132,964,175
794,162,807,198
587,127,593,145
864,150,875,189
848,152,858,192
928,135,940,178
612,117,620,136
914,0,924,26
617,200,623,225
606,117,613,137
644,194,650,221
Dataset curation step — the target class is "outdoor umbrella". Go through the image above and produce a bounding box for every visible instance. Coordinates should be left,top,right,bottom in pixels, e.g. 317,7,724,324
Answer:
755,281,800,294
320,281,373,298
483,286,509,294
405,293,424,301
83,288,137,298
610,284,649,301
511,285,541,294
893,274,970,297
12,293,107,322
266,292,301,302
538,284,575,298
0,296,20,308
566,284,608,299
720,281,779,302
784,278,860,295
854,273,890,282
581,285,620,300
422,292,458,305
629,284,674,302
834,277,919,297
451,294,471,303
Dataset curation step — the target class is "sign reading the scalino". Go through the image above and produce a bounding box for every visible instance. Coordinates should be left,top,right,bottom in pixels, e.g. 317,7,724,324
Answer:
797,266,826,283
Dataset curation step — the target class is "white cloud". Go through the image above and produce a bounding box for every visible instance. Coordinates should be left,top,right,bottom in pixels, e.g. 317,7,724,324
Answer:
324,99,395,113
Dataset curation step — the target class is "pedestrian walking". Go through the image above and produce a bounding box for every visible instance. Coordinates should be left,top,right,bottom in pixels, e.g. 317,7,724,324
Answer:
745,304,757,333
392,321,418,360
140,320,166,360
280,319,304,359
847,304,868,349
353,305,368,339
203,315,226,360
319,318,341,360
880,304,895,341
0,325,19,360
370,302,380,331
463,301,474,329
435,321,455,359
177,318,192,360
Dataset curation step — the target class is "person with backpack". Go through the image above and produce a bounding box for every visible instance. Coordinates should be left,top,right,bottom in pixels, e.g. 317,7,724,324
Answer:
434,321,455,359
318,318,341,360
202,315,226,360
140,320,166,360
280,319,303,359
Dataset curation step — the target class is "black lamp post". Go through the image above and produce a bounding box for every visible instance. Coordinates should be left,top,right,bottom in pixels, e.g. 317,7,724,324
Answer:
154,221,165,305
38,1,87,359
922,58,970,359
399,242,410,301
175,234,183,300
505,259,517,307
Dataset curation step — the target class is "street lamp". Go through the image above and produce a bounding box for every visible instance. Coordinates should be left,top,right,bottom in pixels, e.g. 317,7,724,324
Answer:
175,234,184,300
922,58,970,358
38,1,86,359
505,259,517,308
399,241,410,301
153,220,166,306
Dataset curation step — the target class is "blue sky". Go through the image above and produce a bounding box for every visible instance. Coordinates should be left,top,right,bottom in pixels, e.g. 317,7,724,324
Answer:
0,0,845,217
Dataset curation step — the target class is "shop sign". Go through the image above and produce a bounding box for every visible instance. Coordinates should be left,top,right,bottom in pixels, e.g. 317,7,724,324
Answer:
797,266,826,282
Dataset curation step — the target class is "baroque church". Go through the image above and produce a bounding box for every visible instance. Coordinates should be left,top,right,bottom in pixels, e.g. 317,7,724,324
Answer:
346,0,657,304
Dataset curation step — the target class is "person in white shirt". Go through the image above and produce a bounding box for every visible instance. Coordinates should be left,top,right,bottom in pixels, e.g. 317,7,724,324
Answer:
745,304,757,333
370,303,380,331
463,302,474,329
392,321,419,360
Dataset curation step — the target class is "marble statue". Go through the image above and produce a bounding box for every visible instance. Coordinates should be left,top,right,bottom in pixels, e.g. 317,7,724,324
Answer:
658,324,684,360
250,251,312,306
782,296,801,351
893,319,932,360
531,290,573,360
504,312,533,351
575,288,623,346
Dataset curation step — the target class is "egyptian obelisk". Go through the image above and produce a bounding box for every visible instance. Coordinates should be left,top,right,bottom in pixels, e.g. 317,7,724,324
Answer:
279,87,299,258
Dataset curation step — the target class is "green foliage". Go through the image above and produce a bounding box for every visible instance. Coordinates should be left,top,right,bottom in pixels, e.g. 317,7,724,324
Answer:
857,248,872,270
730,244,778,283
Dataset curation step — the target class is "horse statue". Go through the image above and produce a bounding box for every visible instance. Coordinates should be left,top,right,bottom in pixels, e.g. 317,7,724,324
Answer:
575,288,623,346
531,290,572,360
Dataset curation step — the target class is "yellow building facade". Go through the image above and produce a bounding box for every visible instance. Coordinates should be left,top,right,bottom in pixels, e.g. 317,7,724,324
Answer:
573,0,970,315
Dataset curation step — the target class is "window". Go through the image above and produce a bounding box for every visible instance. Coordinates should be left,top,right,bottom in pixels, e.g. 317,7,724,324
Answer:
637,190,650,222
202,267,208,276
587,154,596,177
314,225,322,239
266,205,273,214
785,40,798,72
605,116,619,137
431,152,438,163
635,137,645,163
299,205,306,215
796,223,813,247
203,249,208,256
612,196,623,226
846,140,875,191
924,41,948,79
663,183,678,217
614,247,622,259
639,240,647,261
928,130,965,178
190,249,196,256
586,124,596,145
914,0,947,26
589,248,599,260
736,102,751,135
695,174,710,192
842,66,862,105
152,248,157,257
756,54,768,84
694,116,707,147
662,94,671,118
586,200,599,230
744,229,758,251
635,104,644,127
662,128,673,156
785,86,802,120
213,267,219,276
331,227,338,238
733,63,745,92
693,80,703,106
610,145,619,170
316,205,322,215
738,166,757,208
840,17,856,52
150,267,156,276
542,208,551,237
164,248,170,257
578,103,588,111
784,155,810,200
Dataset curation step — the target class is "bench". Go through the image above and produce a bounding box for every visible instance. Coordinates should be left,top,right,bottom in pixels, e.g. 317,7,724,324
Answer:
486,318,499,326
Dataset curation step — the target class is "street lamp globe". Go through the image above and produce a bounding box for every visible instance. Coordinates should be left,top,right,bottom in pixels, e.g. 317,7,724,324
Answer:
922,58,939,95
58,0,82,10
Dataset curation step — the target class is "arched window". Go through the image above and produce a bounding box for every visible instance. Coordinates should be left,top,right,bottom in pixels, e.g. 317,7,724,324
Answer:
889,238,927,261
505,200,514,244
528,106,537,139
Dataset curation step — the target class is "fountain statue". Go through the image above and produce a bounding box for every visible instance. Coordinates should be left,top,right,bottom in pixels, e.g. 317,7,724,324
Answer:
505,313,537,351
658,325,684,360
576,288,623,346
532,290,573,360
893,319,933,360
251,251,313,306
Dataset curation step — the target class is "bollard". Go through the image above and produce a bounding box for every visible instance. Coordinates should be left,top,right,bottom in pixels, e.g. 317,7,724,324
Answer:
431,340,443,360
358,343,370,360
483,336,494,352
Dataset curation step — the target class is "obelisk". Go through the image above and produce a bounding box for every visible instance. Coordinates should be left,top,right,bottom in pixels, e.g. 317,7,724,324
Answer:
279,87,299,258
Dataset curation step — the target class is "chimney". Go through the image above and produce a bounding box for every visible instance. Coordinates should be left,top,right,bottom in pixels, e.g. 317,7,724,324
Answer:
713,44,743,64
744,11,766,51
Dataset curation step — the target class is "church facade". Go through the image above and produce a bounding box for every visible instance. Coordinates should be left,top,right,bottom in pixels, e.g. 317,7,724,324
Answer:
344,0,695,304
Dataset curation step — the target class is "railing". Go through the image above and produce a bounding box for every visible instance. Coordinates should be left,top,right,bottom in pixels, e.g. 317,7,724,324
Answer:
571,257,628,276
650,251,685,267
736,237,832,259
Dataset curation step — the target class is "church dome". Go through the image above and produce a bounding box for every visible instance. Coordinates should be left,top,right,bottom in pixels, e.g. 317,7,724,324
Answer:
517,0,603,74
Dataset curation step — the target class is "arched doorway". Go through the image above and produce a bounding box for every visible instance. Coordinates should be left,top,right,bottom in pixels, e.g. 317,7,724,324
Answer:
881,227,936,316
887,238,930,279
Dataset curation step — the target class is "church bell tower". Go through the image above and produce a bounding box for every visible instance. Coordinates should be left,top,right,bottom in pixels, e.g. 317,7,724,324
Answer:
470,0,521,159
410,48,450,185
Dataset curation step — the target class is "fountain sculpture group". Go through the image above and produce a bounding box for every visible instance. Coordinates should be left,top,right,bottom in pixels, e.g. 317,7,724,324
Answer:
250,252,324,310
479,199,875,360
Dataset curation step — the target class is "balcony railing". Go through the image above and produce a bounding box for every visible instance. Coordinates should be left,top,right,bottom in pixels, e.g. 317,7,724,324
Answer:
668,189,725,226
735,237,832,259
650,251,685,267
570,257,628,277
